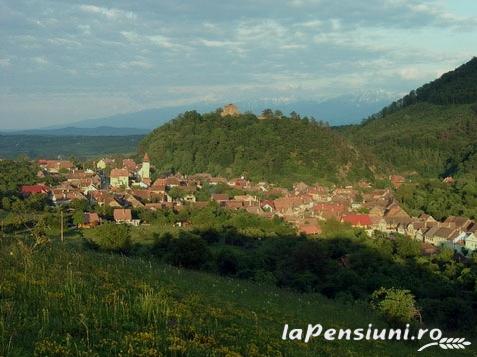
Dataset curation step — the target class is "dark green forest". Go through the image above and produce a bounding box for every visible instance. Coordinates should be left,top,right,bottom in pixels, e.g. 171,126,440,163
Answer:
140,110,376,186
363,57,477,121
340,57,477,179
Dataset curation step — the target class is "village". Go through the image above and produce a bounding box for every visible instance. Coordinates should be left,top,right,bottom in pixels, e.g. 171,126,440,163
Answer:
20,153,477,256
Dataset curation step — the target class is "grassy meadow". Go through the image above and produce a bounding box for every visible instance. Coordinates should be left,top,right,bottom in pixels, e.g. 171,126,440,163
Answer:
0,234,474,356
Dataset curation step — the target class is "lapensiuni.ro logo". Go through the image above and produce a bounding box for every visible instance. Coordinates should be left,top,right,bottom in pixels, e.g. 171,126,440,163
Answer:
281,324,472,352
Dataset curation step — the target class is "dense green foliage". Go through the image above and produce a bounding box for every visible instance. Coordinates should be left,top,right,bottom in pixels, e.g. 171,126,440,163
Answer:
365,57,477,120
79,204,477,334
371,288,420,326
395,177,477,220
85,222,132,253
342,103,477,177
0,135,143,159
3,236,453,356
140,111,375,186
149,224,477,333
0,160,38,195
340,58,477,179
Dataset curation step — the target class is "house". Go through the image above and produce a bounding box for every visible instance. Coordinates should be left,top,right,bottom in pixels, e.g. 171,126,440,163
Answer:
421,242,439,256
390,175,406,188
298,223,322,236
308,185,330,202
40,160,74,173
453,232,477,253
313,203,347,220
113,208,138,225
370,216,387,232
165,177,182,188
427,227,458,247
234,194,258,204
183,194,196,203
110,169,129,188
21,184,49,196
221,103,240,117
442,216,474,231
244,206,262,215
385,202,410,219
369,206,385,217
384,216,412,232
211,194,230,204
96,158,114,170
294,182,309,194
229,178,249,189
122,159,137,172
79,212,100,228
419,213,437,226
442,176,455,185
273,196,304,215
341,214,372,228
260,200,275,212
225,200,244,210
124,194,145,209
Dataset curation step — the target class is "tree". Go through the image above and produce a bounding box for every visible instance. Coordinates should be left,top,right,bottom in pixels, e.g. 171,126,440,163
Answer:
87,223,131,253
1,197,11,210
394,236,420,258
168,231,210,269
73,211,85,227
371,287,420,325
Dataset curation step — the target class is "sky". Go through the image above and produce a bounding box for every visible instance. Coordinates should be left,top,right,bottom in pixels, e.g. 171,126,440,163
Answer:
0,0,476,129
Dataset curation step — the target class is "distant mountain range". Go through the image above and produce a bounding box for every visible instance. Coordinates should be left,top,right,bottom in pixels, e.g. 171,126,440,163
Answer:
1,126,149,136
2,93,394,136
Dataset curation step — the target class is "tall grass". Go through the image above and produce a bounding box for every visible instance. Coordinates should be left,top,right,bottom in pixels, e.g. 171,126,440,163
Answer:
0,236,471,356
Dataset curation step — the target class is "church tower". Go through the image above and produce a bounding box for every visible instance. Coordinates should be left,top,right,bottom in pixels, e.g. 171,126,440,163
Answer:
139,153,150,183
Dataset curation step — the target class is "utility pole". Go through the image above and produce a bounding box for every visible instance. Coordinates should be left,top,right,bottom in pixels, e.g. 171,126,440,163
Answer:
60,210,64,242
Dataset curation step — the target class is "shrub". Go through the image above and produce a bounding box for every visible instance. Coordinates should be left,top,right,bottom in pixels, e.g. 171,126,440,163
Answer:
216,249,240,276
87,223,131,253
167,231,210,269
371,287,420,326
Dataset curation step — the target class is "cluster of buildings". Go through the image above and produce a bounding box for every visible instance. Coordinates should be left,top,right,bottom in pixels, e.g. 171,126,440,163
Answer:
19,155,477,255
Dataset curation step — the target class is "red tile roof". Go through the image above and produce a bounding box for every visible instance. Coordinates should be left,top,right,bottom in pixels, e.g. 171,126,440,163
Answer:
110,168,129,178
21,184,49,195
114,208,132,222
342,214,372,227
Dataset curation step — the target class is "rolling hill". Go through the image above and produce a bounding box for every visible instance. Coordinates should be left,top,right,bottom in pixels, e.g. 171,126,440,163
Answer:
340,57,477,178
140,110,378,186
0,237,464,356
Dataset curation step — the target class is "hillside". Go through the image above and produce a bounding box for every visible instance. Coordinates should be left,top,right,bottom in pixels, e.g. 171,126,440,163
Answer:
0,237,464,356
341,58,477,177
140,111,377,186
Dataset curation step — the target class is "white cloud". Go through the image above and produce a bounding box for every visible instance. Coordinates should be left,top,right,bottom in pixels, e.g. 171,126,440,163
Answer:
79,5,136,20
32,56,48,65
0,58,11,67
121,31,187,50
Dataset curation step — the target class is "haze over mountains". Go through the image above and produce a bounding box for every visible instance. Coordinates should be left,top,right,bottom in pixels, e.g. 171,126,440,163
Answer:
2,93,392,136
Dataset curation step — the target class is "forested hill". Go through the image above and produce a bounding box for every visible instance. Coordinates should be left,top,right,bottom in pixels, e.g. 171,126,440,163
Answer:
340,58,477,178
140,111,377,186
365,57,477,121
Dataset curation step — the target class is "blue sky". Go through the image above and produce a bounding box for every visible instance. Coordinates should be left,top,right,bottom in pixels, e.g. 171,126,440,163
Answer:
0,0,476,129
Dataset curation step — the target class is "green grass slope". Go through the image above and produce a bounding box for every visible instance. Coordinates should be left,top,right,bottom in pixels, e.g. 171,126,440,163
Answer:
1,237,465,356
140,111,377,186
